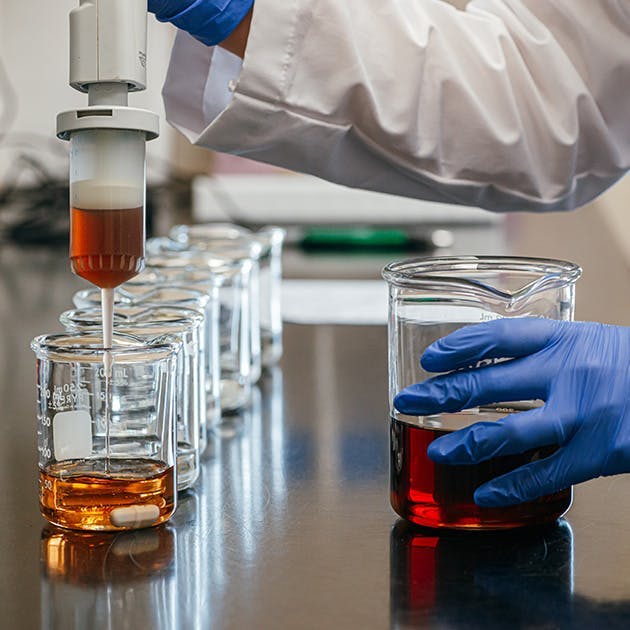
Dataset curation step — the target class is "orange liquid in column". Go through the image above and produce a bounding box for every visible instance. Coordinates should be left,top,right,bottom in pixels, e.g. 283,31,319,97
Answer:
70,206,145,288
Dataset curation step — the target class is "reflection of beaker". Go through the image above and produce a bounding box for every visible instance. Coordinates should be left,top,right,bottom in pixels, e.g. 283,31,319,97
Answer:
260,367,287,515
383,257,582,530
390,519,573,629
172,490,206,629
41,525,176,630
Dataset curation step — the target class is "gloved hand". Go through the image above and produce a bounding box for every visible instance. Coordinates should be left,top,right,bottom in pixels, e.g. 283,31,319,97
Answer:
148,0,254,47
394,318,630,507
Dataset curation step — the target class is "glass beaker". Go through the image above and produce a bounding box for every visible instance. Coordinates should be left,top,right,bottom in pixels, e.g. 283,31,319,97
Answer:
31,332,178,531
60,306,205,491
130,268,222,432
72,282,219,453
382,256,582,530
146,238,254,413
170,223,286,367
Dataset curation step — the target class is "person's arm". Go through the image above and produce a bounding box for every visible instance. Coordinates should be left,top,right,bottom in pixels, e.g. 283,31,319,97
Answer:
161,0,630,212
219,8,251,58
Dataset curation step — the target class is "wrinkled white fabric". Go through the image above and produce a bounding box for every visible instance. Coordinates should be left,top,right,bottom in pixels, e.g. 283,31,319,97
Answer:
162,0,630,212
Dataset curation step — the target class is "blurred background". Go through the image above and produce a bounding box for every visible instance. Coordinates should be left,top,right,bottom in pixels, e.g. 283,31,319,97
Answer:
0,0,629,308
0,0,488,289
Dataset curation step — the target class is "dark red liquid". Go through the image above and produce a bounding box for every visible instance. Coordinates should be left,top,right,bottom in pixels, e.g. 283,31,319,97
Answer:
70,206,145,288
390,417,572,530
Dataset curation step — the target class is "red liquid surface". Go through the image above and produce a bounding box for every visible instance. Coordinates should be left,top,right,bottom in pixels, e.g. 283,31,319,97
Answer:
70,206,145,288
390,417,572,530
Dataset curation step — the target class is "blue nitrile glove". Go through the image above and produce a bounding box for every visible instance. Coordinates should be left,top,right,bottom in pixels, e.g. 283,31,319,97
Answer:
148,0,253,47
393,318,630,507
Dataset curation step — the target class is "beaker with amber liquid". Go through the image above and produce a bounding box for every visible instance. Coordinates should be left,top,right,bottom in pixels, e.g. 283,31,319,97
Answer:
31,332,178,531
383,257,581,530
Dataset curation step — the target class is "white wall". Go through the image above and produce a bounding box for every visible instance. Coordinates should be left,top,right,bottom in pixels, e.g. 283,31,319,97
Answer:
0,0,177,184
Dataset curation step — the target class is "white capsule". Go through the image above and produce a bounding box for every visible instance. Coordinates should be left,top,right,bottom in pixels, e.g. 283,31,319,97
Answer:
110,504,160,529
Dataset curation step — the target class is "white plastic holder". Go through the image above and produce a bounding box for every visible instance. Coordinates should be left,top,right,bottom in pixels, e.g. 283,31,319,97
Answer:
56,107,159,142
57,108,159,214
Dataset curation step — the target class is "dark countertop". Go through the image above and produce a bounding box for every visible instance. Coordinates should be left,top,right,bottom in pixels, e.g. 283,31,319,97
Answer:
2,205,630,629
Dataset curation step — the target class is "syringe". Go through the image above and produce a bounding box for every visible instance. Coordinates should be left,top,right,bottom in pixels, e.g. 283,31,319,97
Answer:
69,128,146,291
67,122,148,348
56,0,159,348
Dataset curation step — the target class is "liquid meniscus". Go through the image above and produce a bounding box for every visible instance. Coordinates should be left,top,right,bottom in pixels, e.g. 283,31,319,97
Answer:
70,206,145,289
390,416,572,530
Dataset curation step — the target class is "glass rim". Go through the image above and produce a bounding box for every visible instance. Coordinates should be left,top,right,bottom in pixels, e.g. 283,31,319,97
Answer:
170,223,284,255
145,253,247,278
146,236,258,267
73,285,211,307
136,265,227,288
382,255,582,289
59,305,204,331
171,222,250,241
257,225,287,247
30,331,179,363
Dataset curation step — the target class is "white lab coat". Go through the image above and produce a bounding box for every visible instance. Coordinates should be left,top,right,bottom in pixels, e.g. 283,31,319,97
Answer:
162,0,630,212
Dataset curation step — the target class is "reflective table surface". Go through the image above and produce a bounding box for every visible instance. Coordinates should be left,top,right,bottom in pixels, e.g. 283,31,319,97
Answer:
3,204,630,629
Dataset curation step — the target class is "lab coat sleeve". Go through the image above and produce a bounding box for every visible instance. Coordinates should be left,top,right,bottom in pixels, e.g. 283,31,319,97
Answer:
162,0,630,212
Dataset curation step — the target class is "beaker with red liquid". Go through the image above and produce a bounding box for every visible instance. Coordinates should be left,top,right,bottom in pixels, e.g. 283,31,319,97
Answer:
383,257,581,530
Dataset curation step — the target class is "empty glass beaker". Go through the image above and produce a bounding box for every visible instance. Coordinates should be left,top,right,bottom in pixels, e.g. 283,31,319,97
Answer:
31,332,178,531
60,306,205,491
72,282,220,451
130,268,222,432
146,238,254,413
390,520,573,627
383,256,582,530
170,223,286,367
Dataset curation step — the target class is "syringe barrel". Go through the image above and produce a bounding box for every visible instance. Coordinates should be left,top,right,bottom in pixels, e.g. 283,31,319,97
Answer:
69,128,147,288
70,128,146,211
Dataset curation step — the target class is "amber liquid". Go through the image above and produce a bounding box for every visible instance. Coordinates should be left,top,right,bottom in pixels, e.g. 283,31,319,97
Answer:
70,206,144,288
39,459,175,531
390,417,572,530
